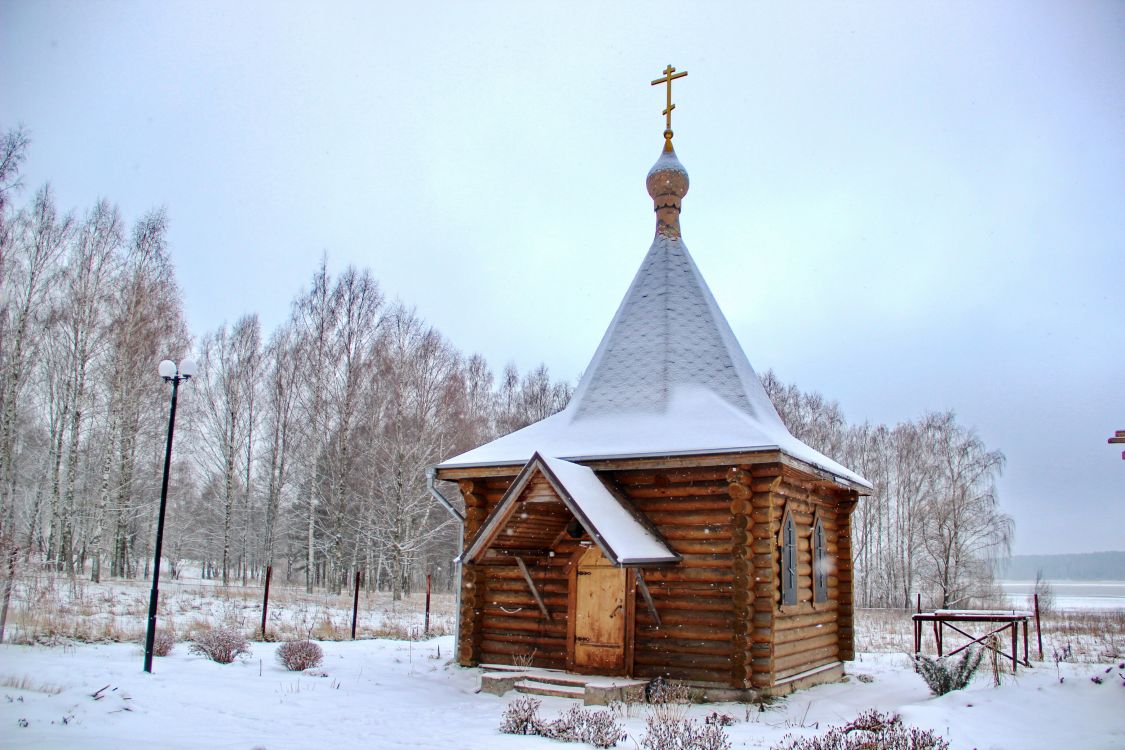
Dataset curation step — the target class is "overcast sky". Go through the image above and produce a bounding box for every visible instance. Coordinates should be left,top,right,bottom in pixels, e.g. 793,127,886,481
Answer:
3,1,1122,556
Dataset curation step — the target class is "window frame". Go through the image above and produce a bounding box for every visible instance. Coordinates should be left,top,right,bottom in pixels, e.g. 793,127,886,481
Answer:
813,517,828,604
779,509,798,606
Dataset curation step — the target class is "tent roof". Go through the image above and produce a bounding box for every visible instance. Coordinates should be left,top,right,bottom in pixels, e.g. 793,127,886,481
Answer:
438,145,870,491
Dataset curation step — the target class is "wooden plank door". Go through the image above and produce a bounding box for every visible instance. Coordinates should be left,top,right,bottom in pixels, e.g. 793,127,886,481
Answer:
572,546,626,674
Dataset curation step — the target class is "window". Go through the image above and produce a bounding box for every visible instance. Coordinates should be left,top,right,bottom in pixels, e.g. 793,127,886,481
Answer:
813,519,828,603
780,511,797,606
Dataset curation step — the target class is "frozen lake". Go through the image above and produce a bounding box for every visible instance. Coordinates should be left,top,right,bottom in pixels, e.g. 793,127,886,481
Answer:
1001,580,1125,611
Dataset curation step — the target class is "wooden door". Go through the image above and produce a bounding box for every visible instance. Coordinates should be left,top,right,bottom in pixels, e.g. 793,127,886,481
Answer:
572,546,626,673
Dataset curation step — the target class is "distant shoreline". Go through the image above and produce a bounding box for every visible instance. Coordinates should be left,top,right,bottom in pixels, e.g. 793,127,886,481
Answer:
999,551,1125,582
999,579,1125,611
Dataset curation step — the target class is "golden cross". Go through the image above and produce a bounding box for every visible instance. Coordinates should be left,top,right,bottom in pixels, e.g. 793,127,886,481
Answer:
650,64,688,132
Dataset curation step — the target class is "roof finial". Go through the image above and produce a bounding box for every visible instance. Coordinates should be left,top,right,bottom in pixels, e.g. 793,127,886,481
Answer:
650,64,688,151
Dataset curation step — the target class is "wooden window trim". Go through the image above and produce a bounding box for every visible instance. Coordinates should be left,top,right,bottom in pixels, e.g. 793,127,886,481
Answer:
813,518,828,604
779,508,798,607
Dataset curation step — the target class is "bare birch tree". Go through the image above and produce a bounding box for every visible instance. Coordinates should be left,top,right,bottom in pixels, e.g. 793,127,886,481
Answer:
45,200,123,573
0,186,72,534
196,315,261,584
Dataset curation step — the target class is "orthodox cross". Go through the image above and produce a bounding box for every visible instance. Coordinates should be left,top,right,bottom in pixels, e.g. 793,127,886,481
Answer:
651,64,688,133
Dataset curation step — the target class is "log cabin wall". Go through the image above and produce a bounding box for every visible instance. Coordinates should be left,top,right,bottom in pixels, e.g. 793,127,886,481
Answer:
451,457,860,690
767,469,849,685
835,494,859,661
477,474,582,669
611,465,736,686
456,477,514,666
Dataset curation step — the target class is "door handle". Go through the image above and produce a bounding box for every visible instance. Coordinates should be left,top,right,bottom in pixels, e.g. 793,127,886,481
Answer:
611,604,623,618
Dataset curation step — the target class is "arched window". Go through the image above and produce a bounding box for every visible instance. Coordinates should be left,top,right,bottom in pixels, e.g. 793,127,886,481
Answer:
813,518,828,603
780,511,797,606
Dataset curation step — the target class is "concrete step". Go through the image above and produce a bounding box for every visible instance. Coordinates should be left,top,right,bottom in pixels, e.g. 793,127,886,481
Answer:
524,674,589,688
514,679,586,700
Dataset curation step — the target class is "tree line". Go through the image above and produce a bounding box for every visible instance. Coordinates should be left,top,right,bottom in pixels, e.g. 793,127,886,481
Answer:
1,124,1011,609
762,371,1012,609
0,127,571,597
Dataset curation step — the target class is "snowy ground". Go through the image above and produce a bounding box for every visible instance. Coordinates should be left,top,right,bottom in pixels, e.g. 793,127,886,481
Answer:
1,637,1123,750
3,570,1123,748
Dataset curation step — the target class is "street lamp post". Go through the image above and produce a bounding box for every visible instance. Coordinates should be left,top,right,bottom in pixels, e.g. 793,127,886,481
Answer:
144,358,195,673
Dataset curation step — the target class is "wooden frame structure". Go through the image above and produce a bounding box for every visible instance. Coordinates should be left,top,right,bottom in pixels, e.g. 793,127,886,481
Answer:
912,610,1033,671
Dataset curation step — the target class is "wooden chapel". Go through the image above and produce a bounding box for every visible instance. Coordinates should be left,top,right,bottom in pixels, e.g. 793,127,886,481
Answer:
433,68,871,698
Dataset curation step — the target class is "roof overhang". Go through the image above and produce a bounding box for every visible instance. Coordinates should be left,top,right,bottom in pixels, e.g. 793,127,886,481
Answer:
460,452,681,566
437,447,872,496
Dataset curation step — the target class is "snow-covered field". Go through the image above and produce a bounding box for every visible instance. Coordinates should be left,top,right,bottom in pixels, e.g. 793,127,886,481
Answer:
1,638,1124,750
2,570,1123,748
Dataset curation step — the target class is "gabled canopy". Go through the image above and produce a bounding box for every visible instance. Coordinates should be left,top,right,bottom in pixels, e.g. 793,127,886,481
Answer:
462,453,680,566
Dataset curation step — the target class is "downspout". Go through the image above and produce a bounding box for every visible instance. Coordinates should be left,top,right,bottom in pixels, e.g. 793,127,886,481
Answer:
426,466,464,655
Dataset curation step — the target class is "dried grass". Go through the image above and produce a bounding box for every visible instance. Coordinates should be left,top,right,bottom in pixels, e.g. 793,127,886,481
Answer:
2,564,454,645
0,674,64,694
855,607,1125,664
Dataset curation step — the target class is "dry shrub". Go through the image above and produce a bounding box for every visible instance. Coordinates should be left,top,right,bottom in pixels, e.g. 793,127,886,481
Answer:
152,629,176,657
277,639,324,671
511,648,536,668
189,626,251,664
311,614,343,641
540,705,626,748
640,714,730,750
646,678,692,723
500,696,543,735
0,675,64,695
772,709,949,750
499,697,626,748
640,679,728,750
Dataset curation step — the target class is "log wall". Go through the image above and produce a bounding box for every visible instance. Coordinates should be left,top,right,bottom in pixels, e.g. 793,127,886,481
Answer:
452,458,860,689
767,470,847,682
615,466,735,685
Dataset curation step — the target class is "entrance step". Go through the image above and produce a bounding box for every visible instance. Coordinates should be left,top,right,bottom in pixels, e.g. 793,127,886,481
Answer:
514,679,586,699
479,666,649,705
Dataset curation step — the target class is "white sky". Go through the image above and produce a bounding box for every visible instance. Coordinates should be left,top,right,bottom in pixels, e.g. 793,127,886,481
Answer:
2,1,1122,556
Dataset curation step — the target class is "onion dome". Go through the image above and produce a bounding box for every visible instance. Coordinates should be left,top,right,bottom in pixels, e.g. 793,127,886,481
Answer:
646,144,689,238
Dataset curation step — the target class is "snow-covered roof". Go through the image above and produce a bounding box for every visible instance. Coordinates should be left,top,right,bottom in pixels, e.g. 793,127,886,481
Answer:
439,145,870,490
462,453,679,566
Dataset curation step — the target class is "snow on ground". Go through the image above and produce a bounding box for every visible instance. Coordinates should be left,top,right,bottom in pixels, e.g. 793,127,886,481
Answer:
2,638,1123,750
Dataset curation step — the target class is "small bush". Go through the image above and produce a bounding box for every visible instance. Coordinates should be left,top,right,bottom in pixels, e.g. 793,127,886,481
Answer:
152,629,176,657
277,640,324,671
499,698,626,748
541,705,626,748
189,626,251,664
772,709,949,750
645,675,691,705
641,713,731,750
639,677,725,750
914,647,983,695
646,678,692,725
500,696,543,736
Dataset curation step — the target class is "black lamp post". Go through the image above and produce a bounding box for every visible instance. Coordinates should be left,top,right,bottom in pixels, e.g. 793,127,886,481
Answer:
143,358,195,673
